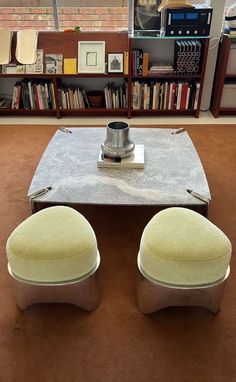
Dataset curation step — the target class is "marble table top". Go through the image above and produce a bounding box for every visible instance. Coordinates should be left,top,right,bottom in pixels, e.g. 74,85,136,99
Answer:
28,127,211,207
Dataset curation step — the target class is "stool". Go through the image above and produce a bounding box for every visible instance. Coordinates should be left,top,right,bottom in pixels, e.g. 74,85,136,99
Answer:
6,206,101,311
136,207,232,314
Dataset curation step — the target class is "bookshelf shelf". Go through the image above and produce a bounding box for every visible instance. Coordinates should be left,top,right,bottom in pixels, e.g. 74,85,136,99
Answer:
132,74,202,79
132,109,195,115
0,73,129,78
59,108,127,116
0,31,209,120
0,74,55,78
0,108,56,115
129,33,209,40
58,74,129,79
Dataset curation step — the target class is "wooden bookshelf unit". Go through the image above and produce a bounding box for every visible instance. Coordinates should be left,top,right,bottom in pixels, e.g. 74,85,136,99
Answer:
211,34,236,117
129,37,209,118
0,31,209,119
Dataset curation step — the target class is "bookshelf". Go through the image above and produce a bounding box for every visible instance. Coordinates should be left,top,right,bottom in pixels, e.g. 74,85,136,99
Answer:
0,31,129,119
0,31,209,119
211,34,236,117
129,36,209,118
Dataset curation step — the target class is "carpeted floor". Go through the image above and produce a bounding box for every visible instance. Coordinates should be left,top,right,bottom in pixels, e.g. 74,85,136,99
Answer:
0,124,236,382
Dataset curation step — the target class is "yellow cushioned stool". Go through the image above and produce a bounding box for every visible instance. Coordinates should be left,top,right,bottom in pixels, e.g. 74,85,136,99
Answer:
136,207,232,314
6,206,101,311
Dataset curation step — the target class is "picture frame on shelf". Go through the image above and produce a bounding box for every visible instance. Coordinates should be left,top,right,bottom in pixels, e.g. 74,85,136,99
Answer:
78,41,105,73
107,53,124,73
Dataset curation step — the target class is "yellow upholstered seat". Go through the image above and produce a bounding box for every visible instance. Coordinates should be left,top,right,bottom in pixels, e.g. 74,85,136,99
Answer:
6,206,101,311
139,207,232,286
136,207,232,314
7,206,98,283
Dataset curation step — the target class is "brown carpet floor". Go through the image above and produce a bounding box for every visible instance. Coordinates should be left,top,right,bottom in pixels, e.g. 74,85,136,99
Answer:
0,124,236,382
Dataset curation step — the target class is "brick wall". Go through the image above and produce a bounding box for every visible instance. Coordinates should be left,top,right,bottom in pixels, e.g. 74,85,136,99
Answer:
0,3,234,31
59,7,128,31
0,7,54,30
0,7,128,31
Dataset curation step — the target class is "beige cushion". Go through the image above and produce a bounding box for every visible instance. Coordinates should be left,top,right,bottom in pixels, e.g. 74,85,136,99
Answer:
139,207,232,286
0,30,13,65
16,30,38,64
6,206,98,283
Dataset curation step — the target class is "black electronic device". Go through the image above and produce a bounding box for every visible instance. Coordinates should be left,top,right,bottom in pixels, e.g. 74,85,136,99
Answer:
163,4,213,37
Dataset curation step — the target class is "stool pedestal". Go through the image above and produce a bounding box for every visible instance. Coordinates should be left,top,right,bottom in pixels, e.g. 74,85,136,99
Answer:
136,265,230,314
8,260,101,311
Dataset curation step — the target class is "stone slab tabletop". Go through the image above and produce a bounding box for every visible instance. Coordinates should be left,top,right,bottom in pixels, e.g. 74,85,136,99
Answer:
28,127,211,206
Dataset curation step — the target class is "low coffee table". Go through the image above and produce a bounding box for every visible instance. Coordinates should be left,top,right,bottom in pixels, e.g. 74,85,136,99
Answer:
28,127,211,216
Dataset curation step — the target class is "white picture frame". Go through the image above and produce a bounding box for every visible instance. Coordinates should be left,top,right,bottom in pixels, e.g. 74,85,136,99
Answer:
78,41,105,73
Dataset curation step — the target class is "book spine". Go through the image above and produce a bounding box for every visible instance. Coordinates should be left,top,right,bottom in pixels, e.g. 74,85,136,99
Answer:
194,83,201,110
142,53,149,76
123,51,129,75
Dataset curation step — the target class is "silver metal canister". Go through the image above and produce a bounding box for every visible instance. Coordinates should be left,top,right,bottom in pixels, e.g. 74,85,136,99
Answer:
101,121,135,158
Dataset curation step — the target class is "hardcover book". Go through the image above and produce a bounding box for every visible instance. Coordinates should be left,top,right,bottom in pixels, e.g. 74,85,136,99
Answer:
25,49,43,74
45,53,63,74
2,64,17,74
64,58,77,74
97,145,145,169
123,52,129,75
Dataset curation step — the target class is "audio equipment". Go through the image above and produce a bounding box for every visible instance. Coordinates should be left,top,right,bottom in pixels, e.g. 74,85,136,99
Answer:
162,4,213,37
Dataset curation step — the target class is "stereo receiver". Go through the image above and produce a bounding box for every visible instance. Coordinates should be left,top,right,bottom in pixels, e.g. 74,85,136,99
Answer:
162,4,213,37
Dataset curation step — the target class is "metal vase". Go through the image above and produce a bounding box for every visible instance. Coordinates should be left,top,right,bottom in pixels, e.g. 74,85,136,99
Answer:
101,121,135,158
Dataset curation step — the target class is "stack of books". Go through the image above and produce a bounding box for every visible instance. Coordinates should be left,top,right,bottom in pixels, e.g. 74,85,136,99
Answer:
228,29,236,36
97,145,145,169
148,62,174,75
224,26,236,36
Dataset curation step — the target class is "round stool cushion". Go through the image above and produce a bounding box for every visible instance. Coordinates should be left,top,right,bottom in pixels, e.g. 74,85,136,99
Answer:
139,207,232,286
6,206,98,283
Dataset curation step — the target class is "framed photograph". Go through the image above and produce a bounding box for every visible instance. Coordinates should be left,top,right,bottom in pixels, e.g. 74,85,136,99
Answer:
108,53,124,73
78,41,105,73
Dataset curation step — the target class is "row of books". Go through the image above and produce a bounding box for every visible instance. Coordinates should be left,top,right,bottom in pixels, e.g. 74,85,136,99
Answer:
1,82,128,110
11,79,56,110
132,80,200,111
55,82,128,110
1,79,200,111
104,82,128,109
58,87,90,109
